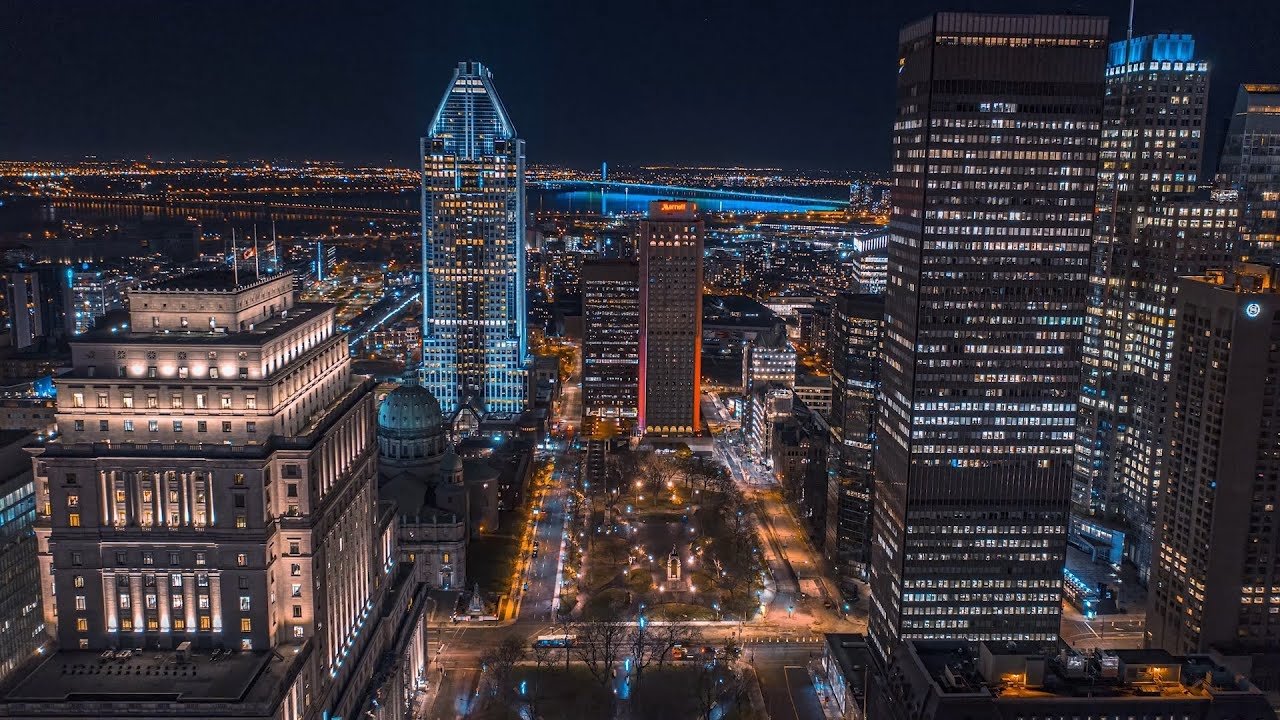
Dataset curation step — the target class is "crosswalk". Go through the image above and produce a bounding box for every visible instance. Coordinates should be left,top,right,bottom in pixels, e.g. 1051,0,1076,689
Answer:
743,635,824,644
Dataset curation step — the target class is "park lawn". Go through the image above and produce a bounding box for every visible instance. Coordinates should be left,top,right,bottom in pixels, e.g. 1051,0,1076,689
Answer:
583,534,631,589
582,587,630,619
647,601,717,621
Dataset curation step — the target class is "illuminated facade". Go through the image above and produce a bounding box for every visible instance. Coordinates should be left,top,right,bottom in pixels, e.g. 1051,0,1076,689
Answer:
17,272,429,720
420,61,528,415
870,12,1106,659
741,341,796,446
638,201,702,437
0,433,42,684
0,266,70,351
826,293,883,590
1149,264,1280,657
1073,34,1210,576
1217,84,1280,261
581,260,640,432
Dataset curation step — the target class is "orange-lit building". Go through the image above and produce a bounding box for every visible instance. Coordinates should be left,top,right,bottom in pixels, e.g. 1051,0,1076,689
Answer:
638,201,702,438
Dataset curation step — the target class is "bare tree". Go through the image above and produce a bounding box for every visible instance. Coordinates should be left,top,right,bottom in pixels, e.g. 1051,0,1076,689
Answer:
652,620,703,670
571,620,629,691
479,634,527,709
693,662,744,720
528,642,554,720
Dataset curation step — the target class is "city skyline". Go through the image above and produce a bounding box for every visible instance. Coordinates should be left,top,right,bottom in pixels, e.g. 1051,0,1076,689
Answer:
4,4,1280,718
1,1,1278,170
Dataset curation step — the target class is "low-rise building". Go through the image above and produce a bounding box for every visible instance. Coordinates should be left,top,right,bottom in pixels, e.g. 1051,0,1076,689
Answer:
881,641,1278,720
820,634,872,719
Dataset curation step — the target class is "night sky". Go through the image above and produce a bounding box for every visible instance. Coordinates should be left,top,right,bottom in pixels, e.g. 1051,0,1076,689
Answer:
2,0,1277,171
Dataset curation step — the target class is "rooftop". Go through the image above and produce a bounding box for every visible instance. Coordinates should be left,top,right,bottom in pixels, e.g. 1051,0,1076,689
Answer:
74,302,335,348
2,647,287,705
909,640,1264,703
142,270,289,294
824,634,872,694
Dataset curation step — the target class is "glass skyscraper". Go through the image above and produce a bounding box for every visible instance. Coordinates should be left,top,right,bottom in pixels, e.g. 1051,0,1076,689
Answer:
869,12,1106,659
420,61,528,415
1073,35,1212,579
1217,84,1280,262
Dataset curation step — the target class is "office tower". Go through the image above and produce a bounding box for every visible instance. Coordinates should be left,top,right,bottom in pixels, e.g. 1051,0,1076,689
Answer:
313,241,336,283
638,201,703,438
870,12,1106,659
581,260,640,433
10,272,429,720
742,341,796,449
1217,84,1280,261
0,266,71,351
826,293,883,592
68,268,128,336
1103,196,1240,576
421,61,528,415
1073,34,1210,573
0,432,42,683
853,253,888,294
1148,264,1280,656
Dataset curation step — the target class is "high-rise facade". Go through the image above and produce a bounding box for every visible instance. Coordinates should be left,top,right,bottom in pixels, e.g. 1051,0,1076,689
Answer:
581,260,640,433
421,61,528,415
1217,84,1280,261
638,201,702,438
0,266,71,351
12,272,429,720
1149,264,1280,656
870,12,1106,659
0,432,42,683
1073,35,1210,575
826,293,883,592
1109,197,1239,576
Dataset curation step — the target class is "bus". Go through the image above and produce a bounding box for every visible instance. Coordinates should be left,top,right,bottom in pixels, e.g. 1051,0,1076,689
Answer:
532,634,576,648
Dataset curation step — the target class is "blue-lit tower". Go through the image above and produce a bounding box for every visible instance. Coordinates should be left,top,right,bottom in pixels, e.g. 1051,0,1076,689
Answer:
1073,34,1211,579
420,62,528,414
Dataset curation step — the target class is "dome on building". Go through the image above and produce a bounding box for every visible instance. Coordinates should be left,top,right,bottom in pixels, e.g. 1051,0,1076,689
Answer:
377,384,449,474
378,384,445,437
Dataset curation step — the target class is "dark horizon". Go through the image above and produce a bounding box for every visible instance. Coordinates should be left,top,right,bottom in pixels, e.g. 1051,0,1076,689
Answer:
2,0,1278,171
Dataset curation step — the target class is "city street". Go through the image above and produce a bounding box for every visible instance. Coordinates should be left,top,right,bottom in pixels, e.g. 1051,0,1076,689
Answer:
517,472,572,621
708,400,864,634
1060,613,1145,651
751,642,827,720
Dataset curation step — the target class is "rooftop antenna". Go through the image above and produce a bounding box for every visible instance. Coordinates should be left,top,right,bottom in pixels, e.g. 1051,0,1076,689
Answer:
271,218,279,272
231,227,239,286
253,224,261,279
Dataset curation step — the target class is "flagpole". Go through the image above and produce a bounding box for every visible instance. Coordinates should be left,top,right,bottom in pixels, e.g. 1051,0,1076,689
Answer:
272,218,279,272
253,224,261,279
231,227,239,286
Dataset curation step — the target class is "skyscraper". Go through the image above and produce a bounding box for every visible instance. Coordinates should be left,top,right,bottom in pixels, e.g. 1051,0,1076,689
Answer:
1149,264,1280,656
420,61,528,415
10,272,429,720
826,292,883,592
638,201,703,438
1073,35,1211,576
870,12,1106,658
581,259,640,434
1217,84,1280,261
0,266,71,351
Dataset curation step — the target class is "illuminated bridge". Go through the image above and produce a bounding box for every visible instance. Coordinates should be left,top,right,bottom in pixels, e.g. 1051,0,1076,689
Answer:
528,180,847,209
